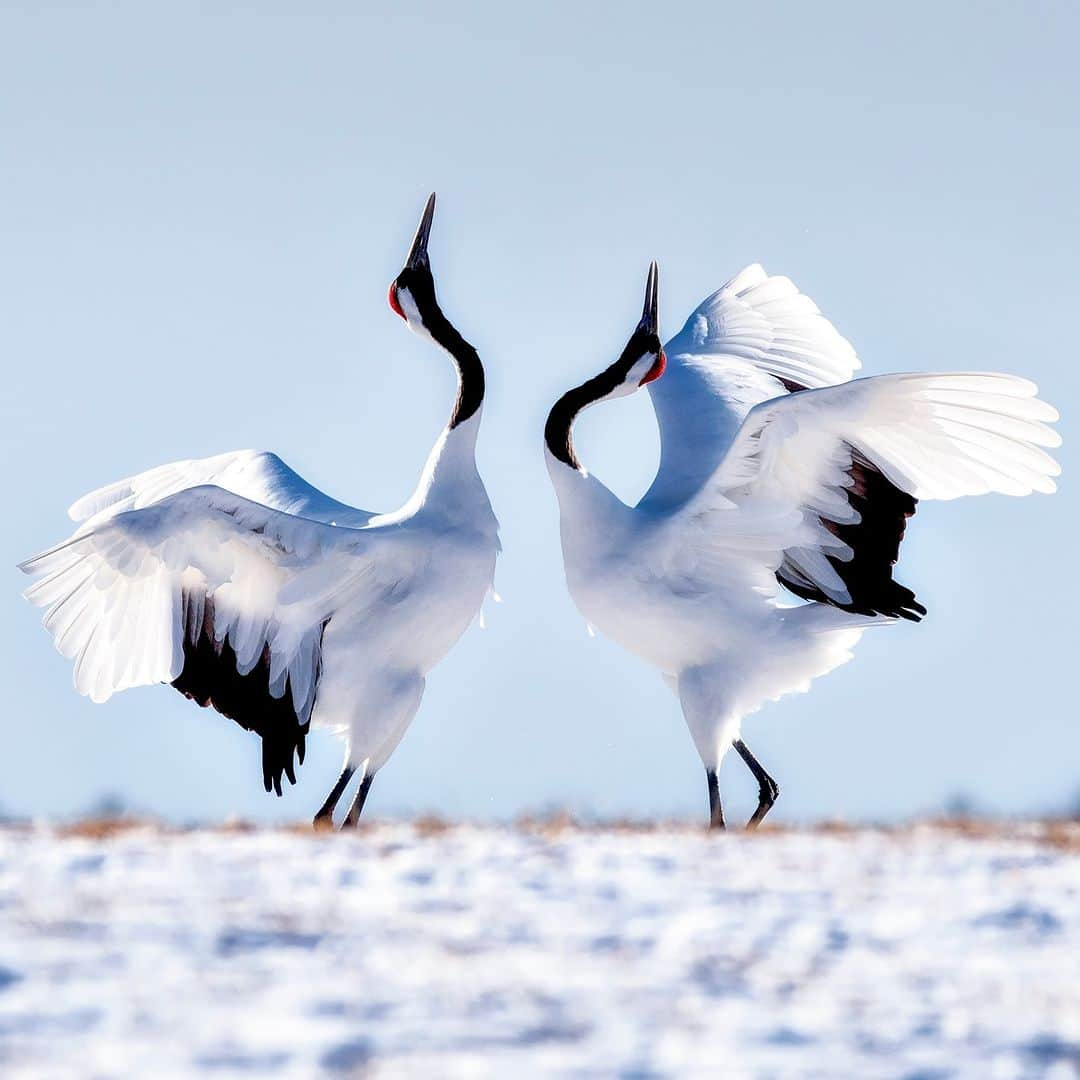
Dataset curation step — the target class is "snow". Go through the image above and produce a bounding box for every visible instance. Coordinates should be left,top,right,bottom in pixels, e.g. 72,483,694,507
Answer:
0,822,1077,1078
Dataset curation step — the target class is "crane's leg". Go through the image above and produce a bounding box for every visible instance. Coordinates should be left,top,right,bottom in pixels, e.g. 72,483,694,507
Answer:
678,666,738,832
733,739,779,830
312,765,355,830
342,773,375,829
707,769,726,830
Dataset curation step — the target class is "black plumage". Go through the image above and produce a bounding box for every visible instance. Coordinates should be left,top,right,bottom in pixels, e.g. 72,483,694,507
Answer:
771,381,924,621
778,448,925,621
170,592,319,795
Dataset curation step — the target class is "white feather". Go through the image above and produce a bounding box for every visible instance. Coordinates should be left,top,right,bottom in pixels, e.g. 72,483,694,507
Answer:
548,266,1061,786
643,265,862,511
23,421,499,781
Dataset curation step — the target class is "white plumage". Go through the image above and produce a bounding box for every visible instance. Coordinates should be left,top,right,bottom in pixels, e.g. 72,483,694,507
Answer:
20,195,499,825
546,262,1060,827
24,478,384,709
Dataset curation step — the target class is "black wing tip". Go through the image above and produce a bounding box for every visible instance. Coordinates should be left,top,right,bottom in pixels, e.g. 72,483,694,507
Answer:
779,577,927,622
261,723,310,797
899,596,928,622
262,754,299,798
863,581,927,622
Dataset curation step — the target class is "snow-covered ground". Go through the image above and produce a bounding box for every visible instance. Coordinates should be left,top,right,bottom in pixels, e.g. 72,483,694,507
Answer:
0,822,1077,1078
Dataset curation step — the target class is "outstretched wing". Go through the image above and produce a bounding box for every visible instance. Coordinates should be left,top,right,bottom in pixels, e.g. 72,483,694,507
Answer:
68,449,375,531
643,265,861,511
21,485,390,794
675,373,1061,620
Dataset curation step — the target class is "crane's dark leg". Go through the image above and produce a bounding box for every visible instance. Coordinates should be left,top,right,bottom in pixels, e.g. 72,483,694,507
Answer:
707,769,726,830
733,739,779,830
312,765,355,830
342,772,375,829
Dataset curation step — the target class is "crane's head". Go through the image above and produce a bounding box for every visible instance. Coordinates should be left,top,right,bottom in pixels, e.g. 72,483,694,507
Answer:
388,192,440,337
619,261,666,392
589,262,666,402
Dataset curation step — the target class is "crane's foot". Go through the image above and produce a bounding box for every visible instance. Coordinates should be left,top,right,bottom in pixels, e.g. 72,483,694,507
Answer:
342,773,374,829
312,765,356,831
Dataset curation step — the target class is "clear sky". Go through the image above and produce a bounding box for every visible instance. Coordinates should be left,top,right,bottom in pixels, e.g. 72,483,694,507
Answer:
2,2,1076,825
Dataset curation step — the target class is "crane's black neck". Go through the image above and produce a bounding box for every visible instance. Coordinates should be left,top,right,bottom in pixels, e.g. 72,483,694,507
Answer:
425,308,484,429
545,325,661,470
397,265,484,430
545,368,623,471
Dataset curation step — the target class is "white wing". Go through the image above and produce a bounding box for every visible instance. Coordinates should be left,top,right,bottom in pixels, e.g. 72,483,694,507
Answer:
674,372,1061,619
643,265,861,511
21,486,423,799
20,485,408,789
22,484,382,705
68,449,375,531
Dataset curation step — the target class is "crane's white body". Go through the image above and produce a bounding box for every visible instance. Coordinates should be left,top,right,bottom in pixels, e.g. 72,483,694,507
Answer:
547,446,873,766
23,411,498,778
548,265,1060,772
22,193,500,812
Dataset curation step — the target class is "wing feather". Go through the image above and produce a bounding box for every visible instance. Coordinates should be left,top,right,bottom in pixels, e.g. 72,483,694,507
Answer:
643,265,861,511
22,485,377,706
21,484,399,795
676,372,1060,620
68,449,375,530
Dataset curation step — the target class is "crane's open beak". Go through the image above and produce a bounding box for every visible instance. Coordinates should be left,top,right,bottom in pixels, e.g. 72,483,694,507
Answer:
404,192,436,270
639,261,659,336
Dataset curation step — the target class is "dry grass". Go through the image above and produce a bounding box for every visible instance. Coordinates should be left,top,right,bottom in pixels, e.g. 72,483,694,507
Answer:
8,814,1078,852
53,817,170,841
913,815,1080,852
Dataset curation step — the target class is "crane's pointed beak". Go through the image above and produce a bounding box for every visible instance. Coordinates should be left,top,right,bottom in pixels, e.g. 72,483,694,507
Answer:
637,262,666,385
639,261,659,336
405,192,436,269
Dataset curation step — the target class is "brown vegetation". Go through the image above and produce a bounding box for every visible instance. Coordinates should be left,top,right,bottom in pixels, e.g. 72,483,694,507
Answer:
6,815,1076,852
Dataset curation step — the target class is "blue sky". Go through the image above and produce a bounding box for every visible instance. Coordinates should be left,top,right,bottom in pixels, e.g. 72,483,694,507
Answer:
2,2,1076,824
